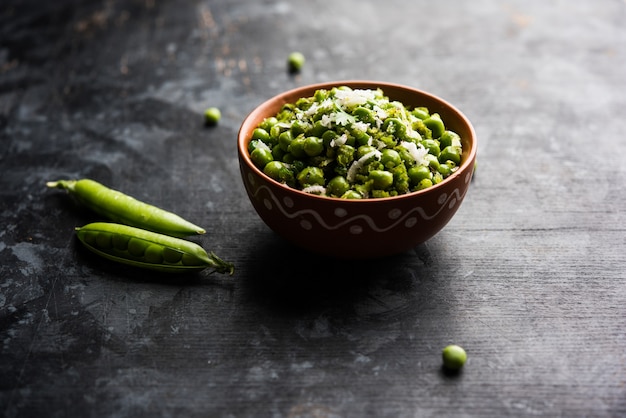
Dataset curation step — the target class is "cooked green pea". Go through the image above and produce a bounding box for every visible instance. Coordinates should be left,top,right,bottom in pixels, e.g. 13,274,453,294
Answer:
440,130,461,148
145,244,164,264
263,160,286,180
412,107,430,120
75,222,234,274
248,139,262,153
251,128,271,142
398,148,415,165
413,119,432,139
259,116,278,132
307,121,328,137
424,113,445,138
304,136,324,157
288,135,307,158
383,118,407,139
351,128,371,146
297,166,325,187
322,130,338,147
369,170,394,190
424,154,440,170
282,153,295,164
250,146,274,169
408,165,432,184
291,120,308,136
271,144,285,161
439,145,462,165
391,164,410,194
356,145,377,159
341,190,363,199
416,178,433,190
278,130,293,152
326,176,350,197
263,161,295,186
437,163,452,176
292,159,307,173
270,124,285,141
336,145,355,166
421,139,441,156
313,88,328,102
442,344,467,370
354,107,375,124
381,149,402,168
295,97,311,109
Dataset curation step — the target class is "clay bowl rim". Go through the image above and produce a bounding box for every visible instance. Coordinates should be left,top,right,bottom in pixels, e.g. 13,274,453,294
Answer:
238,80,477,203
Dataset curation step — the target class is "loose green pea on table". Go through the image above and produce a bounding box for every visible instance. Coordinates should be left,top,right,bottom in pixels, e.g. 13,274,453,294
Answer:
204,107,221,126
287,51,305,72
442,344,467,370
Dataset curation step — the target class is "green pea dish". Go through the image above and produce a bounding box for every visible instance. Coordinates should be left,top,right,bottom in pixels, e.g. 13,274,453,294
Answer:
237,81,476,258
247,86,463,199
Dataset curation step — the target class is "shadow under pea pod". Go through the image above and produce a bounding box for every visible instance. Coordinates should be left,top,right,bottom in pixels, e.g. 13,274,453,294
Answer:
239,229,433,318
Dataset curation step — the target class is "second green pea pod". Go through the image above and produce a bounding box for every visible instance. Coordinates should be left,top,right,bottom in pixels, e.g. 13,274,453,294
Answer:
75,222,234,275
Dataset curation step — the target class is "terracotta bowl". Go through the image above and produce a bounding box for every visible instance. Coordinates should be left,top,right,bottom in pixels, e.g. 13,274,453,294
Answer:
238,81,477,259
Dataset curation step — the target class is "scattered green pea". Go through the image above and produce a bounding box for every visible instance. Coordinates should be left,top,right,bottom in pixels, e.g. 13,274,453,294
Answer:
287,51,305,72
46,179,205,237
75,222,234,274
442,344,467,370
204,107,221,126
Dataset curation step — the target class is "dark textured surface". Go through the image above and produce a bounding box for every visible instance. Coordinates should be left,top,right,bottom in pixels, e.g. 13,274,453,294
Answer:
1,1,625,417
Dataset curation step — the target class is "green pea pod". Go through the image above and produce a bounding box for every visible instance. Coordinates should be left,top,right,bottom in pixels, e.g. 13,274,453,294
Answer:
47,179,205,237
75,222,234,275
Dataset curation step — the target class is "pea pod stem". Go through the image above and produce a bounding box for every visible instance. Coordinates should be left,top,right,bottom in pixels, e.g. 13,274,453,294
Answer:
75,222,234,275
47,179,206,238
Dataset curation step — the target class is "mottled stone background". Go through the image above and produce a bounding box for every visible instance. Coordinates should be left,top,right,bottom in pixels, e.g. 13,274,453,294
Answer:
1,1,625,417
